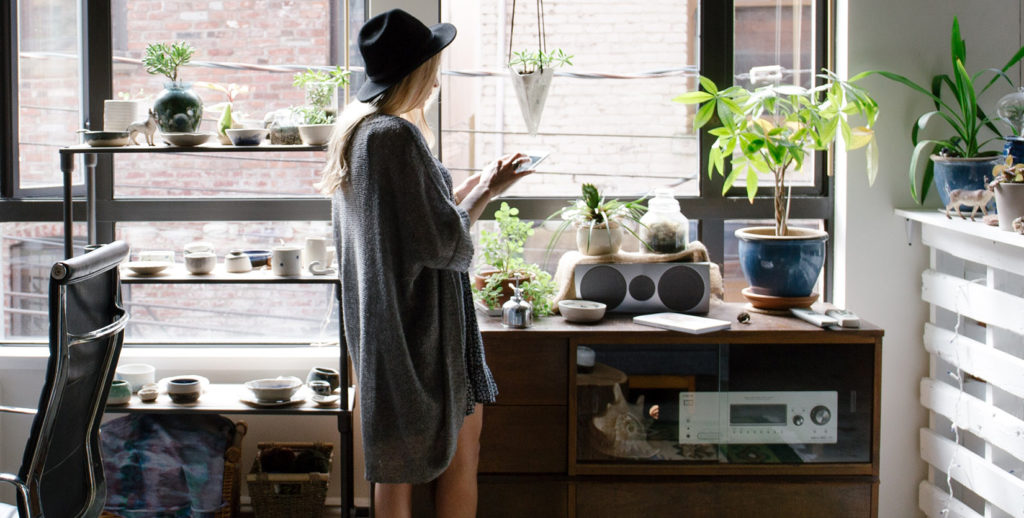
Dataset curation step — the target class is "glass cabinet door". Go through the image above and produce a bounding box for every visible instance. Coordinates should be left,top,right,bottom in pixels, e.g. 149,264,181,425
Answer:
575,342,874,465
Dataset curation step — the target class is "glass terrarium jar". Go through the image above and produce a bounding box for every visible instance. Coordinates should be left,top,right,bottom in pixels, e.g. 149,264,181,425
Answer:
639,189,689,253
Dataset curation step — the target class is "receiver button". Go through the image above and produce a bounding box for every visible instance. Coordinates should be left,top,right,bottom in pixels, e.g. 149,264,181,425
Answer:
697,432,720,441
792,415,804,426
810,406,831,425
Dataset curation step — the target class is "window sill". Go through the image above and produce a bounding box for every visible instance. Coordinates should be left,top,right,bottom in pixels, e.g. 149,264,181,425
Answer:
0,345,342,372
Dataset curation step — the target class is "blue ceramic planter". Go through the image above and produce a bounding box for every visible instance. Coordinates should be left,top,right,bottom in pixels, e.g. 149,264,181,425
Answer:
736,227,827,298
153,82,203,133
931,155,998,211
1004,137,1024,164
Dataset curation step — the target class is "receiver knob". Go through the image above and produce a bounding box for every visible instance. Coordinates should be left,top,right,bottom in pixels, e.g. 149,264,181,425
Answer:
792,415,804,426
810,405,831,425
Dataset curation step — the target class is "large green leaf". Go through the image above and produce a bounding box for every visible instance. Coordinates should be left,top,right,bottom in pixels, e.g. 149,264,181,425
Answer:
699,75,719,95
694,101,716,131
951,17,966,71
673,91,714,104
746,168,759,202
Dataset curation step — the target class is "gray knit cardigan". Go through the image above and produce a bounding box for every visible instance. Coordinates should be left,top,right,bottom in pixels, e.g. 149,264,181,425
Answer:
332,114,486,484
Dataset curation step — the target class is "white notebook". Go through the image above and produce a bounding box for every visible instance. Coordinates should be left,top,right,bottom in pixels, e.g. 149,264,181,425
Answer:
633,312,732,334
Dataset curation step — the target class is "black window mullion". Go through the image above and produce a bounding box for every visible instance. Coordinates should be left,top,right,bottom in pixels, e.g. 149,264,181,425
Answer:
699,0,734,204
83,0,115,244
1,0,16,199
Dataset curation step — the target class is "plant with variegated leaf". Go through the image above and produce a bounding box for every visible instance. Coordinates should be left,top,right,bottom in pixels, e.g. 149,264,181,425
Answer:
673,70,879,236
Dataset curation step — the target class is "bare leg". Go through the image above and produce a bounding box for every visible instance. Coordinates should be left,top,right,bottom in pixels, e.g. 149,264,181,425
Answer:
374,482,412,518
435,404,484,518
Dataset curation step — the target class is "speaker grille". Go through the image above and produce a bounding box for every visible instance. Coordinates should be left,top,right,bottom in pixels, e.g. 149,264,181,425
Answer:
579,265,627,309
658,265,705,312
629,275,656,301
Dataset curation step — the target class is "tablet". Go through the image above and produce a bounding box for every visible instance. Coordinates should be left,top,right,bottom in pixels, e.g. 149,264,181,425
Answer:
516,152,550,172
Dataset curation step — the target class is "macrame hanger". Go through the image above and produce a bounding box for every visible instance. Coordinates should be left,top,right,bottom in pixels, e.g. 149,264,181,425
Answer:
508,0,517,65
507,0,547,68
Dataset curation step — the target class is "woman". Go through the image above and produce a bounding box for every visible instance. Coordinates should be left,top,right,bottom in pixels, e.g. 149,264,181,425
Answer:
317,9,533,517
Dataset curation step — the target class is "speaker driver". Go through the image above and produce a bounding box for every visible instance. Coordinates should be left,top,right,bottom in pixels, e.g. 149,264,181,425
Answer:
658,265,705,312
579,265,627,309
629,275,656,301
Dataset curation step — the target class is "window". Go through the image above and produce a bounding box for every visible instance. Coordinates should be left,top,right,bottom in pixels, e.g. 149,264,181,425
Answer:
1,0,831,342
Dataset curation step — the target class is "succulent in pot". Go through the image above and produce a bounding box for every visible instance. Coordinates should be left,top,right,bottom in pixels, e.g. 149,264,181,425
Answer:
547,183,648,256
197,82,251,145
472,202,556,316
507,48,572,135
144,41,203,133
674,70,879,299
989,155,1024,230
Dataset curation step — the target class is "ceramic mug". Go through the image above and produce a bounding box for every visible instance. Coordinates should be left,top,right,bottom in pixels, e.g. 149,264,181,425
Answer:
184,252,216,274
106,380,132,406
271,246,302,276
166,377,201,404
303,237,328,270
115,363,156,393
306,366,341,392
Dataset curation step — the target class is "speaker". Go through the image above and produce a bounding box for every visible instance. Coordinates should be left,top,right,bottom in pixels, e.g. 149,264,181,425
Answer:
574,262,711,313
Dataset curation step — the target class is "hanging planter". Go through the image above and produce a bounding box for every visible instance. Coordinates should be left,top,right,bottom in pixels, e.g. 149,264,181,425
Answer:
506,0,572,136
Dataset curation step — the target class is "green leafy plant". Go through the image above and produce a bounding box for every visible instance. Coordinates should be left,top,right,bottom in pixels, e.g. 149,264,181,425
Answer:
473,202,556,315
293,105,335,125
857,17,1024,203
197,82,252,136
509,48,573,75
673,71,879,236
546,183,649,253
293,66,350,109
991,155,1024,186
142,42,195,83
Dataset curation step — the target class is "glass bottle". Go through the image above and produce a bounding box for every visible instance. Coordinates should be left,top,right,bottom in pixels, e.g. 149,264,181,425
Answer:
639,188,689,253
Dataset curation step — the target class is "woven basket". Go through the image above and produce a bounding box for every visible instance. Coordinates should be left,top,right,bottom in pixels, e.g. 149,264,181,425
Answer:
247,442,333,518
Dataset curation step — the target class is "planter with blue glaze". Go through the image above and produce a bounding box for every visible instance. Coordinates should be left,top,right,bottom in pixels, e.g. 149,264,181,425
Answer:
735,226,827,298
931,155,999,211
152,81,203,133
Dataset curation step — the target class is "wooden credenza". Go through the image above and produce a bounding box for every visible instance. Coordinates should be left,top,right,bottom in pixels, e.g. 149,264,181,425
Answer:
414,301,882,518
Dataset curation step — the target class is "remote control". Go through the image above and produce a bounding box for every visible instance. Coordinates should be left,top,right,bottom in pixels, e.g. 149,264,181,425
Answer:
825,309,861,328
789,308,839,327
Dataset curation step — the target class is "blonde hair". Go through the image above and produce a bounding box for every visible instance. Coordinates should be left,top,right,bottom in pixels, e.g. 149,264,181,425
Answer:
317,53,442,194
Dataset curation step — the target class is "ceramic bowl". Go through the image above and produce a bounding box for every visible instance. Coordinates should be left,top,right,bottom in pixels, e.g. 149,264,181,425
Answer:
165,377,203,404
124,260,171,276
243,249,272,268
183,241,214,254
80,130,130,147
558,300,607,323
138,250,175,263
306,366,341,392
297,124,333,146
226,128,268,146
106,380,132,405
245,376,303,402
115,363,156,392
162,131,212,147
184,252,216,274
224,249,253,273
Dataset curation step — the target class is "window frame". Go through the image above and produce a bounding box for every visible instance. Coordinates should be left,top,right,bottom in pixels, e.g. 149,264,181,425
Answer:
0,0,836,343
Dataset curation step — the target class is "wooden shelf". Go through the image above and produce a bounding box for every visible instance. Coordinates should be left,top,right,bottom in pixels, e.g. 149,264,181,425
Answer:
59,142,326,155
104,383,353,415
896,208,1024,249
120,264,339,284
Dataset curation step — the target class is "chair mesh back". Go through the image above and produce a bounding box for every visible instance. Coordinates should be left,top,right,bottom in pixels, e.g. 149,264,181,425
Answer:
18,242,128,518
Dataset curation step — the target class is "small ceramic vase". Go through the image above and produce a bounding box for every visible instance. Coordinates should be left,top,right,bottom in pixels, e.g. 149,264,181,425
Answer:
106,380,131,406
224,249,253,273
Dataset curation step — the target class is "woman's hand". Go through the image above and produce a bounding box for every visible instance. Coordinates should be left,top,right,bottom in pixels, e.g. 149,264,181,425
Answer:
478,152,532,198
458,152,534,223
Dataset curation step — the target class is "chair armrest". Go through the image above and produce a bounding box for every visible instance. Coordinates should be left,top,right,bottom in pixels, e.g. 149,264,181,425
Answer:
0,405,36,416
0,472,31,518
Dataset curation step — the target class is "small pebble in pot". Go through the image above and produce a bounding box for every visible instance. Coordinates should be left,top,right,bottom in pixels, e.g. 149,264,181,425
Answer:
737,312,751,325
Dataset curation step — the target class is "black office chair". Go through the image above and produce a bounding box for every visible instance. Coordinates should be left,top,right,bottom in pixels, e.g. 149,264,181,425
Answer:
0,241,131,518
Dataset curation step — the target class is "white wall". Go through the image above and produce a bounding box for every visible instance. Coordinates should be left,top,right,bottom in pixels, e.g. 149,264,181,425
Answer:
837,2,1024,517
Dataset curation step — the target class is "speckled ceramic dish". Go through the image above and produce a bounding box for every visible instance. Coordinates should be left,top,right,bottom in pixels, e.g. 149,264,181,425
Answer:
162,132,212,147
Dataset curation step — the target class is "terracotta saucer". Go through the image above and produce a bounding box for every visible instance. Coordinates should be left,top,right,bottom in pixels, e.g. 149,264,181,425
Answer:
741,287,818,310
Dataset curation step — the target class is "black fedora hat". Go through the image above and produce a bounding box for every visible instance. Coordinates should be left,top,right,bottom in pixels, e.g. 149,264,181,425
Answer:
356,9,456,102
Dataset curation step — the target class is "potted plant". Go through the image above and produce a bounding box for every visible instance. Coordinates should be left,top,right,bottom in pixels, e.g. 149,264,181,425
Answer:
508,48,572,135
473,202,557,316
988,155,1024,230
292,67,349,145
860,17,1024,206
197,82,251,144
143,41,203,133
674,71,879,299
548,183,648,256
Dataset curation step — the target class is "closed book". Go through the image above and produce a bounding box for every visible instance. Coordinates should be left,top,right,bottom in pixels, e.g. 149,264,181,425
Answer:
632,312,731,334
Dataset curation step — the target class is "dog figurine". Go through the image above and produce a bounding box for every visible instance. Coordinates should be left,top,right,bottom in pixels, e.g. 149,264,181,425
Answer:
1014,216,1024,234
127,109,158,146
944,188,993,221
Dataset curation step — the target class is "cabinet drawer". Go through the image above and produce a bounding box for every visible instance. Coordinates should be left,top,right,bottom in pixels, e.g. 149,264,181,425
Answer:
576,480,874,518
480,405,566,473
484,336,567,405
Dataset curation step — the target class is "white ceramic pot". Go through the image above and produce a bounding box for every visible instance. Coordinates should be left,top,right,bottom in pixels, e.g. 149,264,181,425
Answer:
184,252,216,274
576,221,623,256
994,182,1024,230
298,124,334,146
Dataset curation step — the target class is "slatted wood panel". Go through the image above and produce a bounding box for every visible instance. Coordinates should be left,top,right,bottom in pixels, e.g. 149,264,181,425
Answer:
899,210,1024,518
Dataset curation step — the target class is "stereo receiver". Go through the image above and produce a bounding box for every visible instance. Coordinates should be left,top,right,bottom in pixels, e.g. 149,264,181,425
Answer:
678,391,838,444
